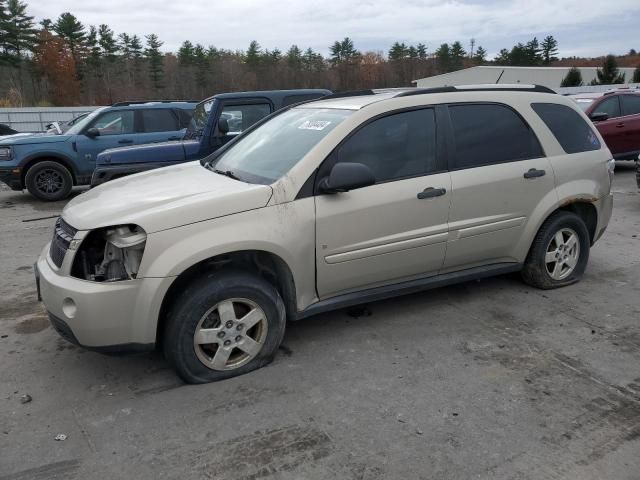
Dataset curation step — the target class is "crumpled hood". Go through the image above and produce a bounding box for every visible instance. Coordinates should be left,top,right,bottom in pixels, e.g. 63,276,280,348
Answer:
97,140,195,166
62,161,273,233
0,133,71,145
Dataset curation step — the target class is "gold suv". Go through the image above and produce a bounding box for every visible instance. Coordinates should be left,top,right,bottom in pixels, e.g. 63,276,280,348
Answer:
35,85,615,383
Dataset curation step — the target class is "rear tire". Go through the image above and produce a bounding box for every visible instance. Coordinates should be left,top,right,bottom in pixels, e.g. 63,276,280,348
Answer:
25,161,73,201
163,270,286,384
521,211,590,289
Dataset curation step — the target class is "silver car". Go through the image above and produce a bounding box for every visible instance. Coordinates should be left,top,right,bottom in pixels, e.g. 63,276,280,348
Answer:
36,85,614,383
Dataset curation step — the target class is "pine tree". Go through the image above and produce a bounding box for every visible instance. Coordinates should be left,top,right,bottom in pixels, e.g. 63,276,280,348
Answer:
177,40,195,65
541,35,559,65
85,25,101,67
450,41,466,70
524,37,542,65
388,42,408,61
303,47,323,72
473,46,487,65
193,43,208,91
494,48,511,65
560,67,583,87
591,55,626,85
435,43,451,72
118,33,132,61
330,37,359,65
633,65,640,83
245,40,262,67
3,0,37,63
129,34,143,87
53,12,86,59
286,44,302,69
144,33,164,92
416,43,427,60
0,0,10,63
98,24,118,61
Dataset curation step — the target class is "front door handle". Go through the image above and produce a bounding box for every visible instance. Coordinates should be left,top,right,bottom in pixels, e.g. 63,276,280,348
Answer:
524,168,546,179
615,123,625,128
118,139,134,144
417,187,447,199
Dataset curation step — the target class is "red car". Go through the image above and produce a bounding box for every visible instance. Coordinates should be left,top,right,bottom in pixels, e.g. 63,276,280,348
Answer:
571,90,640,161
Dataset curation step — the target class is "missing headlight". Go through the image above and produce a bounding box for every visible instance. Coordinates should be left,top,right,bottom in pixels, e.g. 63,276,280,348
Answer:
71,225,147,282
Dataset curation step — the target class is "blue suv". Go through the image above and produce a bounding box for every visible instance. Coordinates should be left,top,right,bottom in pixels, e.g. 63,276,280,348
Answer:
0,101,196,201
91,90,331,186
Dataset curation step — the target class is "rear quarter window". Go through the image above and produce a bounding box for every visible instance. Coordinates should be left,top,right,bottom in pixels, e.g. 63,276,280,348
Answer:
531,103,601,154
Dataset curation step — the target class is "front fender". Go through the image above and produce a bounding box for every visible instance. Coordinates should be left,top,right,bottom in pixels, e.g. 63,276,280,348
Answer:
140,199,318,311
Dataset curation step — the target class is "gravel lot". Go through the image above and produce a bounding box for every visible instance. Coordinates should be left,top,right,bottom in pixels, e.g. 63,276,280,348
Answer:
1,164,639,480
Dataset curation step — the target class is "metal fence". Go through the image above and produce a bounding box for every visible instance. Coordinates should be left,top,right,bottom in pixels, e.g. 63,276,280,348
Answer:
0,106,103,132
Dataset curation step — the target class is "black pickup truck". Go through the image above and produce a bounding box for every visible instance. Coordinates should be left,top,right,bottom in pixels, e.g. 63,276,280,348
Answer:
91,89,331,186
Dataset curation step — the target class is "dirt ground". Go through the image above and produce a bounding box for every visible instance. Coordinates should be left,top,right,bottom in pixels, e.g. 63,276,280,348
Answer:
1,164,639,480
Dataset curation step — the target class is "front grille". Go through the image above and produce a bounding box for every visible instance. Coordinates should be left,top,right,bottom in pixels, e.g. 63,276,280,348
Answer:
49,217,78,268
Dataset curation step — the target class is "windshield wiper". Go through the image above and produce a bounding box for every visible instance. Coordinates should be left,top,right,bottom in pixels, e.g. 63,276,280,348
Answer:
213,168,242,181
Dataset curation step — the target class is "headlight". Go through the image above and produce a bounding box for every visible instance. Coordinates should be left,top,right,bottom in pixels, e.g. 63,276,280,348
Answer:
71,225,147,282
0,147,11,160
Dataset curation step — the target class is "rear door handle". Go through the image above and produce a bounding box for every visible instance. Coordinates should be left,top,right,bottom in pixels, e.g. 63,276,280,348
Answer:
118,139,134,144
524,168,546,179
168,136,181,141
417,187,447,199
615,123,625,128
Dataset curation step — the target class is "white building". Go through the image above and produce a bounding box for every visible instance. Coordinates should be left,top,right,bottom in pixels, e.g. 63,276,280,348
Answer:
413,66,638,91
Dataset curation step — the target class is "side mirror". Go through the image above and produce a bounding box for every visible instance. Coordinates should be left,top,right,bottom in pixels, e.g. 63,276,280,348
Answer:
319,162,376,193
218,117,229,136
86,127,100,138
589,112,609,122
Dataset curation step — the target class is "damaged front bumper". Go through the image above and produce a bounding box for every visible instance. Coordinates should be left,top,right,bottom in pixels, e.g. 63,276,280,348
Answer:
36,243,173,352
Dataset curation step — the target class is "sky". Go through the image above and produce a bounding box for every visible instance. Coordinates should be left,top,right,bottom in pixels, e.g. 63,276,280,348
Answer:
28,0,640,59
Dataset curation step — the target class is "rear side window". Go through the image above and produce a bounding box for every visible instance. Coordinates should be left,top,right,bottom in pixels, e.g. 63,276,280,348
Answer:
593,96,620,118
282,94,326,107
337,108,437,182
449,103,542,169
531,103,601,154
621,95,640,116
141,109,179,132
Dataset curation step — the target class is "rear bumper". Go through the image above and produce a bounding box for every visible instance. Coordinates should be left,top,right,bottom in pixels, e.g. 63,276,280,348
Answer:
594,193,614,243
91,162,178,187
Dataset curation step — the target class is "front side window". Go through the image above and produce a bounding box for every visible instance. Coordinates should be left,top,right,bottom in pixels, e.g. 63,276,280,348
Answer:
593,96,621,118
186,99,213,138
141,109,179,133
449,103,542,169
531,103,601,154
220,103,271,134
90,110,134,135
336,109,437,182
621,95,640,116
212,107,352,184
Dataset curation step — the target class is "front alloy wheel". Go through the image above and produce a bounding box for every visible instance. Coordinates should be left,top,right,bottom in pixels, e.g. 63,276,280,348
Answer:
194,298,268,371
163,270,286,383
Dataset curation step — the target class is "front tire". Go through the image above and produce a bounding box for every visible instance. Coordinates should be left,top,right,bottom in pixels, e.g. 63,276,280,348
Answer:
521,211,590,289
163,270,286,384
25,161,73,201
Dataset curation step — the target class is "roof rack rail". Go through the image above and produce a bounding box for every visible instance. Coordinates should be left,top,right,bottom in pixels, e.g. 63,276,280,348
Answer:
320,90,376,100
395,84,556,97
111,99,200,107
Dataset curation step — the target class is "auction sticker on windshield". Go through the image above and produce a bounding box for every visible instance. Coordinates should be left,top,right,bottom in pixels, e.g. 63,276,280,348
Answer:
299,120,332,130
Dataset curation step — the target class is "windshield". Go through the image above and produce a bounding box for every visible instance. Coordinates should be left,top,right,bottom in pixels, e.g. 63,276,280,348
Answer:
573,98,594,111
211,107,353,184
66,107,107,135
186,99,214,138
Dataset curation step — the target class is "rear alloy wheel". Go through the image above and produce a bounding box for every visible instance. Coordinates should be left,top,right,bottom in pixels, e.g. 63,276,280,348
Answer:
163,270,286,383
25,161,73,201
521,211,590,289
